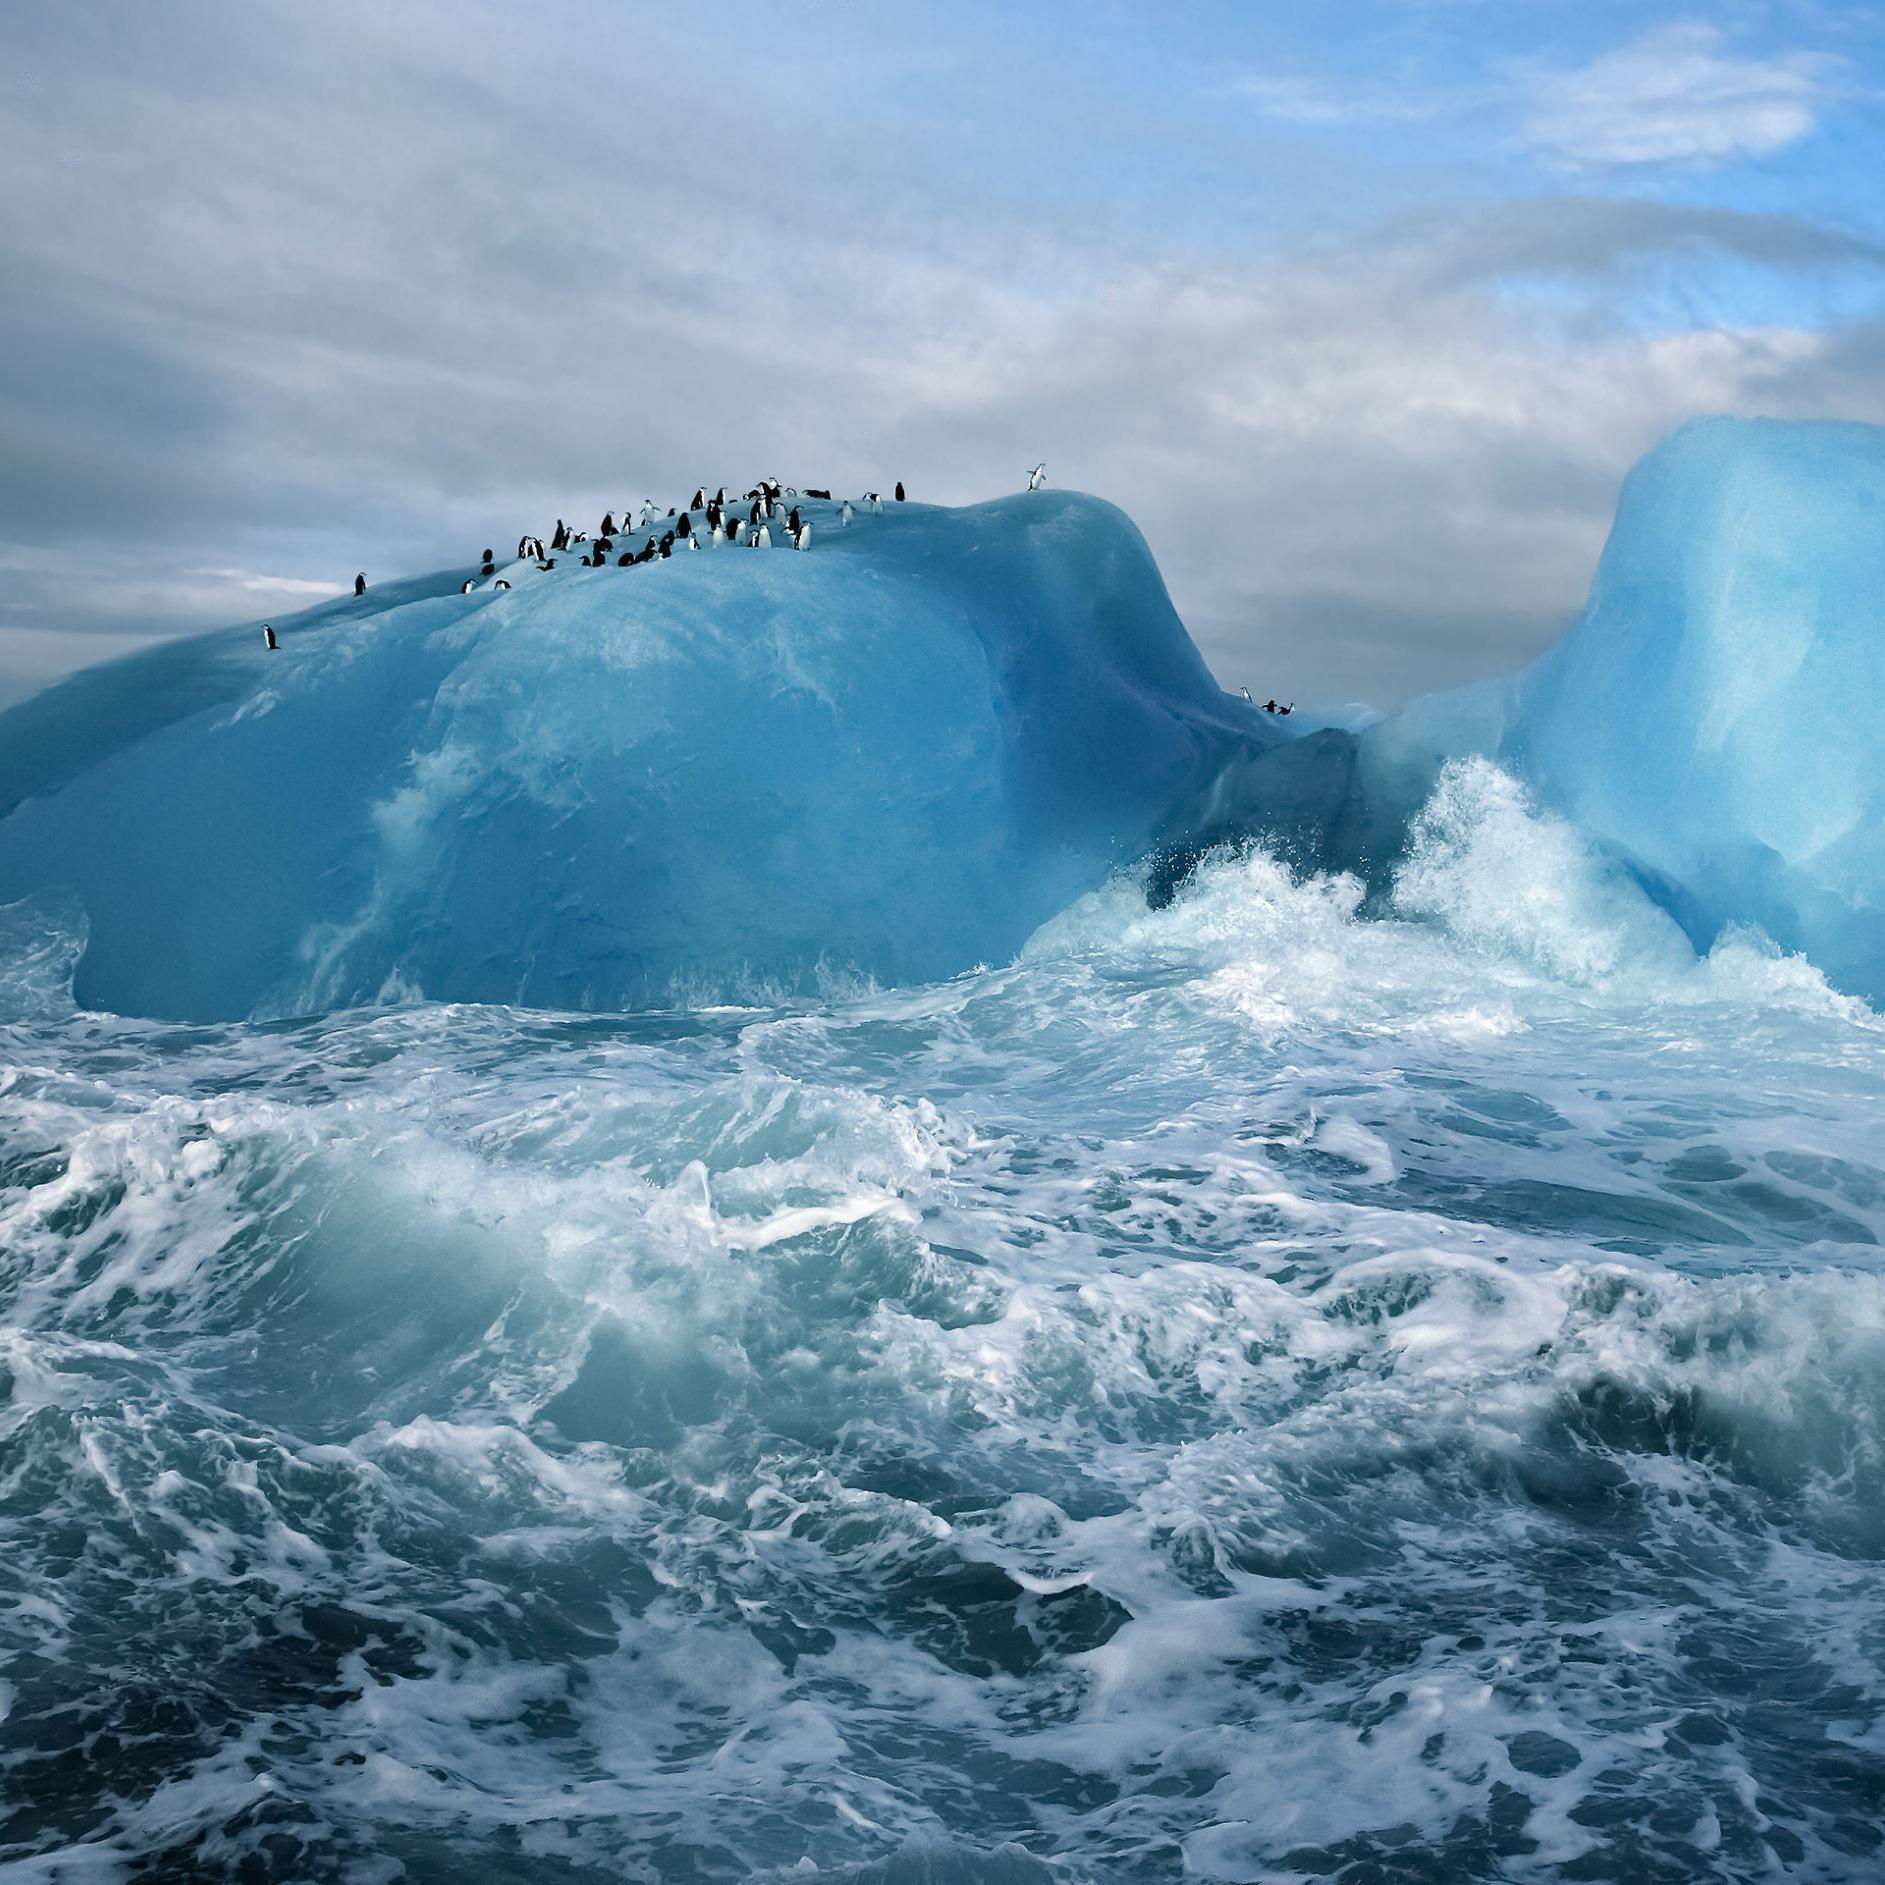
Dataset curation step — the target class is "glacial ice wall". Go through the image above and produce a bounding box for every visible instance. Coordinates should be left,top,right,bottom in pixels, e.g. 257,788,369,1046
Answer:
0,493,1276,1020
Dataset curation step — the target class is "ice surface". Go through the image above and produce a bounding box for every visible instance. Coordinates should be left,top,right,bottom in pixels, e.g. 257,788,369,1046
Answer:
0,494,1275,1020
1366,418,1885,998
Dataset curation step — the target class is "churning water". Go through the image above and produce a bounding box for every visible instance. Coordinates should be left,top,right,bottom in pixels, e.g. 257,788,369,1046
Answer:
3,765,1883,1882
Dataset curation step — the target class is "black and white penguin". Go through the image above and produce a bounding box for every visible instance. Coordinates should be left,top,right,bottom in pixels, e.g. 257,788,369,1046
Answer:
601,512,617,538
787,505,801,537
805,487,830,500
552,519,569,551
1278,703,1294,716
481,558,495,577
354,572,367,596
262,623,278,650
894,481,905,502
752,523,771,549
711,520,727,546
690,488,706,511
494,579,511,590
1262,699,1278,714
793,522,811,551
1239,686,1254,705
840,500,854,527
749,498,763,527
618,551,634,566
461,579,476,593
1028,463,1047,491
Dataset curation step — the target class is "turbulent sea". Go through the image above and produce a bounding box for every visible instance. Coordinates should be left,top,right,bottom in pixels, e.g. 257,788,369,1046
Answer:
3,766,1883,1883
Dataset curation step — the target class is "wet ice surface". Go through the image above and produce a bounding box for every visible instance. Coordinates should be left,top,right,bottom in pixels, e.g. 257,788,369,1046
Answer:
3,789,1885,1882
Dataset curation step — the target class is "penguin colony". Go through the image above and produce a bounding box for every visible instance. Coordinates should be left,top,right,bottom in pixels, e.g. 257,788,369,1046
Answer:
272,470,1162,666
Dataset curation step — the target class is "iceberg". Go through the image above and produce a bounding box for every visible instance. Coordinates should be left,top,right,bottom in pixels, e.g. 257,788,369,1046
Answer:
1193,418,1885,1002
1367,418,1885,999
0,494,1276,1020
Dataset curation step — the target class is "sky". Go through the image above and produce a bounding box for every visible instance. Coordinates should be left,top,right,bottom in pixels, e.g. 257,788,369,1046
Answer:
2,0,1883,710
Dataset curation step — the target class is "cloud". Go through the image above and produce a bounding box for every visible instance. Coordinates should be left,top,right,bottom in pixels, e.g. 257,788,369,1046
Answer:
1521,23,1840,169
0,0,1881,715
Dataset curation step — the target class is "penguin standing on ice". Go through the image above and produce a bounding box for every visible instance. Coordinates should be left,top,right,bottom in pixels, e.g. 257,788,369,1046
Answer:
752,523,771,549
793,521,812,551
1240,686,1254,704
354,573,367,596
461,579,476,593
1279,703,1294,716
1028,463,1047,491
841,500,854,527
787,504,801,538
690,488,706,511
1262,699,1278,714
552,520,569,551
711,520,726,545
262,624,278,650
601,512,617,538
894,481,905,502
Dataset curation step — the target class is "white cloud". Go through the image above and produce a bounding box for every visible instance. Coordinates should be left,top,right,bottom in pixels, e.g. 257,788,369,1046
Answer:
1523,23,1838,168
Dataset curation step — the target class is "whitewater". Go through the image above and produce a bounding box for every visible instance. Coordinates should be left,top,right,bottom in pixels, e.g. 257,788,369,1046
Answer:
2,424,1884,1882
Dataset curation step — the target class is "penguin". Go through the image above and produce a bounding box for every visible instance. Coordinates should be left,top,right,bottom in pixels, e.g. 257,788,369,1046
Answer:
601,512,617,537
354,573,367,596
864,492,882,514
552,520,569,551
794,522,812,551
713,486,728,507
481,547,493,564
690,488,706,511
618,551,634,566
805,487,831,500
494,579,511,590
749,498,763,527
787,505,801,537
262,624,278,650
481,558,495,577
711,521,726,545
667,506,676,518
1028,463,1047,491
461,579,476,594
1262,699,1278,714
894,481,905,502
752,524,771,549
1279,703,1294,716
1240,686,1253,705
597,536,614,554
538,557,557,570
640,500,658,527
840,500,854,527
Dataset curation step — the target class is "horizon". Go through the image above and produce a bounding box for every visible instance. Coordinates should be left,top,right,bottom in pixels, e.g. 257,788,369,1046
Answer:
3,0,1884,712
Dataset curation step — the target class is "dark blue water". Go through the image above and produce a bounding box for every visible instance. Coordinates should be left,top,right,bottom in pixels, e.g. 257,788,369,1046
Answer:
2,781,1883,1881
